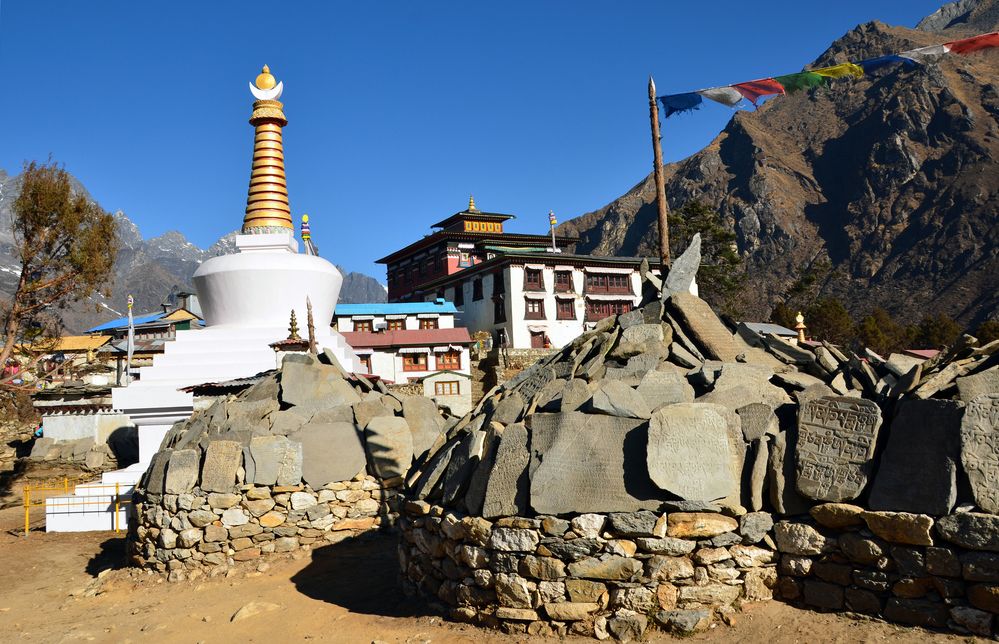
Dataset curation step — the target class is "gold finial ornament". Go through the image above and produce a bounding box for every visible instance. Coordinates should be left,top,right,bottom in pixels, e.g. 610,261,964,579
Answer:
242,64,293,233
287,309,301,340
794,311,807,344
255,64,277,90
468,194,478,212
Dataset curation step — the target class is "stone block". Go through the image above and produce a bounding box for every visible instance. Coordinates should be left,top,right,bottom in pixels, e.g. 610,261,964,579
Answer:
164,449,199,494
200,440,242,493
862,511,934,546
567,556,642,581
588,380,651,419
884,598,949,628
961,394,999,513
936,513,999,552
295,422,366,487
364,416,414,479
802,580,844,610
249,435,302,486
647,405,735,501
666,513,738,538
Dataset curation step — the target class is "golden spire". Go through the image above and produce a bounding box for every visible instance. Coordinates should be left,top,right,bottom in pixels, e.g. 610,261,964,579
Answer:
287,309,301,340
468,194,478,212
243,65,293,233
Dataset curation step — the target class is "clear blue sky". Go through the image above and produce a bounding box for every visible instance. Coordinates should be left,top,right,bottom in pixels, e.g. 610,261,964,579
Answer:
0,1,944,280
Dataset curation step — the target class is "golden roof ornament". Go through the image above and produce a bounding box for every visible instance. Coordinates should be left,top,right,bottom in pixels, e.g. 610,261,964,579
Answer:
795,311,807,343
287,309,301,340
468,194,478,212
243,64,292,233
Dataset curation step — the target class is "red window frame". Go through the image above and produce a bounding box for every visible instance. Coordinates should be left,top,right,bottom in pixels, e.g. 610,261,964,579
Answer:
556,298,575,320
419,318,438,330
524,298,545,320
402,353,428,372
436,350,461,371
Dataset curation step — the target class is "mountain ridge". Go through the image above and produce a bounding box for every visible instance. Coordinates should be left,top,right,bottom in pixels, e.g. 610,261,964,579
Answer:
559,1,999,327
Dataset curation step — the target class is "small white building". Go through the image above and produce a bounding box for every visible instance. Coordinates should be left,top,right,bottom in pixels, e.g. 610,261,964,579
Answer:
336,301,473,385
414,370,473,416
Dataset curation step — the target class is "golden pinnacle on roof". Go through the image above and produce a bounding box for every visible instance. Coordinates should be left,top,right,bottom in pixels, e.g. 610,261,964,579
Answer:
468,194,478,212
287,309,301,340
243,64,293,233
255,64,277,90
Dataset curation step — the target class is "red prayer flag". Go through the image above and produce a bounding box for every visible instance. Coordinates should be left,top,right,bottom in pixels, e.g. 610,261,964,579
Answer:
732,78,786,105
946,31,999,55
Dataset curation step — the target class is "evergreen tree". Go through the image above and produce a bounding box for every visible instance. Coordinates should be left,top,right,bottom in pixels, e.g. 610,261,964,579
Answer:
910,314,962,349
974,320,999,345
669,201,743,315
804,298,855,345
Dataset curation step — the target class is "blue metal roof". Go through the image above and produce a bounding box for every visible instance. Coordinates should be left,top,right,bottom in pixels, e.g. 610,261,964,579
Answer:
86,311,168,333
335,300,457,316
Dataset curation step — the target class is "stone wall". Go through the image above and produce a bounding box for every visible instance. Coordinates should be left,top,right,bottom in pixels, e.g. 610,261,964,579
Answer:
130,474,401,581
399,503,778,639
399,503,999,638
775,508,997,637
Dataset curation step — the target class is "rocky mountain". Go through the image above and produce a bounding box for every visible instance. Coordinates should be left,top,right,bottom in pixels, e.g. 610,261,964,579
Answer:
559,0,999,328
0,171,386,333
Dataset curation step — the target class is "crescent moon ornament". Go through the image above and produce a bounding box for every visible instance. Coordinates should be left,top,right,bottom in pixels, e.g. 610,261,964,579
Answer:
249,80,283,101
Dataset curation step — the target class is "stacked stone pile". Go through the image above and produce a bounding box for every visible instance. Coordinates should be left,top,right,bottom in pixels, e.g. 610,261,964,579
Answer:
26,435,123,472
127,350,452,579
398,238,999,639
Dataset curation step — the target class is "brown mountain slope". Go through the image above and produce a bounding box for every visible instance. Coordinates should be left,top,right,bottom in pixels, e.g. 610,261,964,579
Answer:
559,3,999,327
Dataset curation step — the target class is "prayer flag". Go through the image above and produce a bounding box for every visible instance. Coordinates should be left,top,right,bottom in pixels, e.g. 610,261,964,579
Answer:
858,55,915,73
659,92,703,118
946,31,999,55
732,78,785,105
696,86,744,107
811,62,864,79
899,43,949,64
774,71,826,94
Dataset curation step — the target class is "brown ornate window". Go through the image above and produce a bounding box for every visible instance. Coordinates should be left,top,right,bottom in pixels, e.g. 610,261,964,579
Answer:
524,268,544,291
525,298,545,320
358,354,372,373
402,353,428,372
436,350,461,371
556,299,575,320
353,320,372,333
554,271,573,292
419,318,438,330
585,299,632,321
585,272,632,294
387,319,405,331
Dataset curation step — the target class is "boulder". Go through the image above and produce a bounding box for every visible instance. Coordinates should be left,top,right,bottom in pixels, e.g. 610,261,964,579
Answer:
364,416,414,479
295,422,367,487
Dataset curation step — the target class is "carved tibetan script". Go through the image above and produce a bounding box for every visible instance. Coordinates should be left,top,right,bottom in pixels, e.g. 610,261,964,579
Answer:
961,394,999,514
795,396,882,502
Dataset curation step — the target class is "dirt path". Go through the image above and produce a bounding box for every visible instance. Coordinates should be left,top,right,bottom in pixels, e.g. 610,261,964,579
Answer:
0,506,983,643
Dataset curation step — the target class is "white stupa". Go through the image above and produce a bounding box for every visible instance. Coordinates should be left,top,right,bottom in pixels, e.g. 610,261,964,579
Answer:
46,66,360,531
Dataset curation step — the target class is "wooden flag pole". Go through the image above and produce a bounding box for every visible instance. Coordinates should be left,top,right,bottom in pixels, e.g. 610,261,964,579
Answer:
648,76,671,268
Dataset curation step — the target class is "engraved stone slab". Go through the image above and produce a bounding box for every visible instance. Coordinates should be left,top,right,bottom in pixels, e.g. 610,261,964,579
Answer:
164,449,199,494
636,370,694,411
737,403,779,442
961,394,999,514
668,292,740,362
647,405,735,501
512,365,556,401
144,448,172,495
795,396,882,502
869,399,963,515
957,369,999,403
482,423,531,518
250,435,302,486
199,440,242,493
529,412,663,514
294,422,366,487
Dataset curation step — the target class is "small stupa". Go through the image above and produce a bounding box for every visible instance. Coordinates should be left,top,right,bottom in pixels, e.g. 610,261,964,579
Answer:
47,65,359,531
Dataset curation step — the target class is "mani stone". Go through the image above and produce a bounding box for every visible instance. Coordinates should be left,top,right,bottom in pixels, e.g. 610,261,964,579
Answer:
646,405,735,501
199,440,242,493
529,412,662,514
144,448,172,495
961,394,999,514
249,435,302,486
164,449,199,494
737,403,779,442
442,429,485,506
795,396,882,502
868,399,963,515
481,423,531,519
636,370,694,411
295,422,366,487
364,416,414,479
491,393,525,425
402,395,446,459
957,369,999,403
589,380,652,419
768,428,811,516
663,233,701,298
668,292,742,362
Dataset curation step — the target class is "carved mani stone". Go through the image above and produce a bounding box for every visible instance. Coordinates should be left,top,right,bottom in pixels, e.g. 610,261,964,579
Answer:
795,396,882,502
961,394,999,514
646,405,735,501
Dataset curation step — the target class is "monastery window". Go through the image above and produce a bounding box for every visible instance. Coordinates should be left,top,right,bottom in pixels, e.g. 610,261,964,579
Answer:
554,270,573,292
435,380,460,396
453,283,464,306
493,272,505,295
556,299,576,320
585,299,632,321
524,298,545,320
387,319,405,331
494,295,507,323
403,352,428,372
358,354,372,373
436,350,461,371
472,279,483,301
585,272,632,294
354,320,372,333
524,268,544,292
419,318,438,330
459,252,472,268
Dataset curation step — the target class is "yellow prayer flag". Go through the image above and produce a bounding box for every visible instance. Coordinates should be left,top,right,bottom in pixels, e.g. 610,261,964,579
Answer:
811,62,864,79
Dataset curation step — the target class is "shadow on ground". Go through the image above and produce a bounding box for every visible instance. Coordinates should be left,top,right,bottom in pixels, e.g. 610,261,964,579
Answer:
291,531,440,618
86,537,127,577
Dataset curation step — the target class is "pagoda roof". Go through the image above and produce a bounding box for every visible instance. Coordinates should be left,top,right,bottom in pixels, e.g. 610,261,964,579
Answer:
432,209,515,229
376,230,579,264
